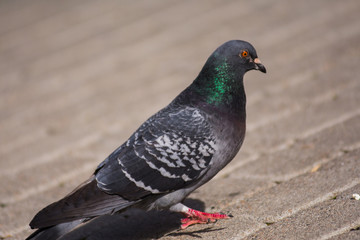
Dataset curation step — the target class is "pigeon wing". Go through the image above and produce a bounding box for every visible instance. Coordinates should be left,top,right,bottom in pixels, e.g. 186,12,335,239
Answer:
96,106,216,200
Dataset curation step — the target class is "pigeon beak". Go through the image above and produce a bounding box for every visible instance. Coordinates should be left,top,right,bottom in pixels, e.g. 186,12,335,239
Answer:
254,58,266,73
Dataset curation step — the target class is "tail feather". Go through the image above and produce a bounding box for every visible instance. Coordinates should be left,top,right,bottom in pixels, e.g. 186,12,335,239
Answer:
29,177,134,229
26,219,84,240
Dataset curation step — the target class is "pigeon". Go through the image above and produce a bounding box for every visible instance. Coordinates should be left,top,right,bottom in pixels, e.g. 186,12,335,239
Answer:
27,40,266,239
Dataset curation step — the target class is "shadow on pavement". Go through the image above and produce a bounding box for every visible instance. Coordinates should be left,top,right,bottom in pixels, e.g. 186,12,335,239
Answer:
58,198,224,240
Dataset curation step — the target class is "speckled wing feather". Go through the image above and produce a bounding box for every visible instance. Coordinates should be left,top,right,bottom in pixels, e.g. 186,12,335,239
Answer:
96,105,216,200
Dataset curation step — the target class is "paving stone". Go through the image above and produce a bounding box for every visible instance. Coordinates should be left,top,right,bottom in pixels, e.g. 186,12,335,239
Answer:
242,185,360,240
328,229,360,240
238,114,360,178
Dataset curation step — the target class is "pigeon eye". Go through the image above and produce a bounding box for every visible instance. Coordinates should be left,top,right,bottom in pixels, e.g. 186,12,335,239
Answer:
240,50,249,58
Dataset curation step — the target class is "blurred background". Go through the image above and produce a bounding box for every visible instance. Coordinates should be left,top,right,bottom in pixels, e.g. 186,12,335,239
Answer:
1,0,359,239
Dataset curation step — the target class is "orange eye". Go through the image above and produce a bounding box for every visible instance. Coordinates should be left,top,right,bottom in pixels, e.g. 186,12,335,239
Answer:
241,50,249,58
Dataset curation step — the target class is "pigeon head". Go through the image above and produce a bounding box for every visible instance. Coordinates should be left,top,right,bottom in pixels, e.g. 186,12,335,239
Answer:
191,40,266,108
211,40,266,74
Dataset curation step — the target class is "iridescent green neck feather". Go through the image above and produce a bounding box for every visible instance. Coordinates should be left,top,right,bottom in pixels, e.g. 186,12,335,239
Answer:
207,61,235,105
191,57,246,111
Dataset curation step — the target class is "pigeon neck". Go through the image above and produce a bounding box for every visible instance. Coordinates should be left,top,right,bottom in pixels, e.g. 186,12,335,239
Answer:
191,61,247,117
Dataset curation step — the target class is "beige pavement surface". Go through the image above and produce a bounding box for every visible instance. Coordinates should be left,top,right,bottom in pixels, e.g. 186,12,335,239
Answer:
0,0,360,239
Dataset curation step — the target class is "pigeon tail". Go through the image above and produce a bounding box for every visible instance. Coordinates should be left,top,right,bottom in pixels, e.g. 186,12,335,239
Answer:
29,177,134,229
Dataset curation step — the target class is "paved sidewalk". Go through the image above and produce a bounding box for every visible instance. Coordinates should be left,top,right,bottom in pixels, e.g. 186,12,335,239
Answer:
0,0,359,239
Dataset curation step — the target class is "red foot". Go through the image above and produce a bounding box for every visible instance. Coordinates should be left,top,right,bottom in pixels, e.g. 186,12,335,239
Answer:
180,208,232,229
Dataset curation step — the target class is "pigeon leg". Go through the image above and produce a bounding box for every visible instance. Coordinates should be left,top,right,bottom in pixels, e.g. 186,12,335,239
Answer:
170,203,232,229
